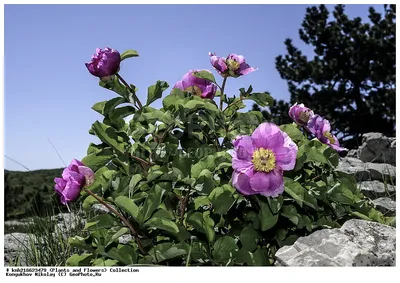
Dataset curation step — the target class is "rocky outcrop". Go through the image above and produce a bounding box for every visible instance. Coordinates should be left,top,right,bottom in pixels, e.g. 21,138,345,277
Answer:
4,233,32,266
336,158,396,183
275,219,396,266
275,133,396,267
359,181,396,199
372,197,396,217
358,133,396,166
337,133,396,217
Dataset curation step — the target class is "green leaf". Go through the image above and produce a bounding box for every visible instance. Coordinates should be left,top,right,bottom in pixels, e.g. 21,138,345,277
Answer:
120,49,139,61
68,236,93,251
162,89,185,110
106,227,130,247
280,204,299,225
91,121,127,155
193,170,216,195
92,258,119,266
280,124,305,142
257,197,279,231
187,211,215,243
236,248,268,266
190,242,209,263
284,177,319,210
245,92,274,107
212,236,238,264
107,245,137,265
110,106,136,121
327,181,356,205
302,140,330,165
82,195,99,211
137,184,165,224
99,75,130,97
276,234,300,248
114,196,139,219
66,253,94,266
103,97,128,117
84,214,118,231
191,152,231,178
240,226,260,252
147,80,169,106
183,97,219,114
193,70,216,84
92,100,107,115
209,185,236,215
128,174,143,196
191,196,209,210
144,217,179,234
81,148,114,172
223,97,246,116
85,166,117,193
172,152,192,177
267,195,283,214
324,146,339,167
150,244,187,263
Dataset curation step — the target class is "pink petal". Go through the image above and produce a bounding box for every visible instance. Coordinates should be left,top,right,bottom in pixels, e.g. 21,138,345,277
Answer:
250,169,284,196
249,171,270,192
78,166,95,186
251,123,283,149
232,135,255,160
232,170,256,195
274,132,298,170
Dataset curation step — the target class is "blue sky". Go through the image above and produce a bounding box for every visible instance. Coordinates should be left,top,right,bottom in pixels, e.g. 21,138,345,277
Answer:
4,4,384,171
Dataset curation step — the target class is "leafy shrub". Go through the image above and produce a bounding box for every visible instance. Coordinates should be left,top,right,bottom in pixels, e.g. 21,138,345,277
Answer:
64,48,393,267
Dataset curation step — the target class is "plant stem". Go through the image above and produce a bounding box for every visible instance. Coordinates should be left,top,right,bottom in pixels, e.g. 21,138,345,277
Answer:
180,188,191,224
131,155,155,167
83,188,147,255
116,73,143,109
223,95,244,113
219,77,228,111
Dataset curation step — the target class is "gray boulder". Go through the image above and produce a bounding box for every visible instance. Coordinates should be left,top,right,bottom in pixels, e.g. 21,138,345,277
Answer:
118,234,134,244
92,203,112,214
337,158,396,182
4,233,32,266
346,149,359,158
359,133,396,166
359,181,396,199
275,219,396,266
372,197,396,216
365,162,396,182
52,212,85,233
337,157,370,181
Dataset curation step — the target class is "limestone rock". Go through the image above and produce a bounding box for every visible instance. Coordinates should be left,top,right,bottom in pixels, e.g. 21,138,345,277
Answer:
337,158,396,182
275,219,396,266
359,133,396,166
118,234,134,244
372,197,396,216
52,212,85,233
337,157,370,181
365,162,396,182
92,203,113,214
359,181,396,199
346,149,359,158
4,233,32,266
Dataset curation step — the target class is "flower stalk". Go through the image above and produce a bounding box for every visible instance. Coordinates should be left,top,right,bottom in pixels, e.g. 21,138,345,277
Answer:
83,188,147,255
116,73,143,109
219,77,227,111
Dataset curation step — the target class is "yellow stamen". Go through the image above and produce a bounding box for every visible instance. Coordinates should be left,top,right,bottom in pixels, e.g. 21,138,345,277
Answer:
323,132,335,144
299,111,311,123
227,59,240,70
252,148,276,173
184,86,202,97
